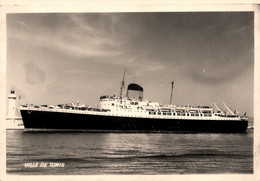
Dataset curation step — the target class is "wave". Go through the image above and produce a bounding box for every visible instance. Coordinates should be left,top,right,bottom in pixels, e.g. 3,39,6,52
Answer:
80,152,252,161
133,153,250,159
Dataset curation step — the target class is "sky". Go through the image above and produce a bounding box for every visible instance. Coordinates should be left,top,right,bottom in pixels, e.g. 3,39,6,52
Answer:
6,12,254,116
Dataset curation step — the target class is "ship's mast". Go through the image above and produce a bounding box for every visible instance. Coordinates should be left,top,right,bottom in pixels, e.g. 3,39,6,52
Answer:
223,102,235,115
213,103,224,114
119,69,126,99
170,81,174,105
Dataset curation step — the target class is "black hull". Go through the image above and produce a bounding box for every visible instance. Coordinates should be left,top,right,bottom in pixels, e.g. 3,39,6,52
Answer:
20,110,248,133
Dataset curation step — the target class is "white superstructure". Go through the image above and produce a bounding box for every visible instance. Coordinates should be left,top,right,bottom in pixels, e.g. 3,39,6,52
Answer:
98,95,243,121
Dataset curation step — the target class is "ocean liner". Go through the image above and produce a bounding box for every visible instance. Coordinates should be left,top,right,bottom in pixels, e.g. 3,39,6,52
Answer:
20,71,248,133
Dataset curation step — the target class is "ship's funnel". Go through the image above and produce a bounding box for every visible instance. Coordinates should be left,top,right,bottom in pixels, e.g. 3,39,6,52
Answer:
126,83,143,101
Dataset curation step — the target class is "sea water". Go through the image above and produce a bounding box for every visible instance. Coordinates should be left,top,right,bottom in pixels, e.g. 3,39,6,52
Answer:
6,129,253,175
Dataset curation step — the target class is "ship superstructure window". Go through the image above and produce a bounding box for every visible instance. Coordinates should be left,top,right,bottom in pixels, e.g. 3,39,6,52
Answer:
177,113,185,116
191,113,200,116
149,111,156,115
130,102,138,105
203,114,212,117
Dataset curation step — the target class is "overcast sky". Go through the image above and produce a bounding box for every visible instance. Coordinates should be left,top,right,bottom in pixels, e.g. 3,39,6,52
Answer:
6,12,254,116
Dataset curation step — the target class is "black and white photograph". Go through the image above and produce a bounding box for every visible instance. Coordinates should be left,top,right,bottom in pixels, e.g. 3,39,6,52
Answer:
1,2,259,181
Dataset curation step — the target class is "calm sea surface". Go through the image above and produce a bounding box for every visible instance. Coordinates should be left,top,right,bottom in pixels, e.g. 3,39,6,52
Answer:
6,129,253,175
